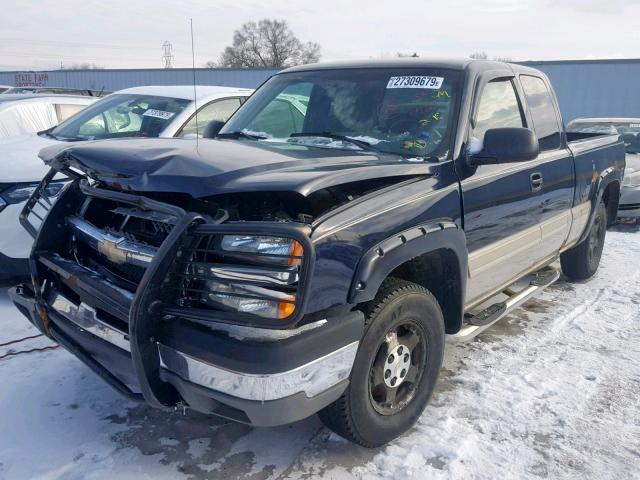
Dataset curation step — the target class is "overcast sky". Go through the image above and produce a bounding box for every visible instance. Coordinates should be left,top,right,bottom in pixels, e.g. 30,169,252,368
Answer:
1,0,640,71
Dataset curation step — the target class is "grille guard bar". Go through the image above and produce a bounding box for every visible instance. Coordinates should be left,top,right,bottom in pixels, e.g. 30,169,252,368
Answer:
20,167,81,238
24,166,316,410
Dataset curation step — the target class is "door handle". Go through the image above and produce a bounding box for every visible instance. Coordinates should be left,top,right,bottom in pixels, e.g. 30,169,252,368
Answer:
530,172,543,192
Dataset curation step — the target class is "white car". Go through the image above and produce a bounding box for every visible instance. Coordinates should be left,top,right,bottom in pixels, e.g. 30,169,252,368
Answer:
0,94,96,138
567,118,640,222
0,85,252,284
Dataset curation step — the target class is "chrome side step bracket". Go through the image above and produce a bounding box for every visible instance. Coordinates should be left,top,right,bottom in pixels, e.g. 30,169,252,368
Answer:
451,266,560,342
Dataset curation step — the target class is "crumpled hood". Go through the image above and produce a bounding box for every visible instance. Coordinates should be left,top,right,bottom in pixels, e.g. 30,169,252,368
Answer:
39,137,434,197
0,133,60,183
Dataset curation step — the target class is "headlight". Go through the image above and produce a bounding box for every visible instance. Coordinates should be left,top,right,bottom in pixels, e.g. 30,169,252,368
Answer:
0,182,65,206
202,280,296,319
180,234,305,321
221,235,303,264
624,170,640,188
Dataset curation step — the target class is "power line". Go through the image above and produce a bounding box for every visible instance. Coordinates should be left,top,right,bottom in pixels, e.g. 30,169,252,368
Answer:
0,38,158,51
161,41,174,68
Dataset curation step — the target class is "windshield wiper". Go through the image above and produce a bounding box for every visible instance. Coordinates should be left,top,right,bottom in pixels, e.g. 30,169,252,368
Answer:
289,132,376,151
216,131,267,140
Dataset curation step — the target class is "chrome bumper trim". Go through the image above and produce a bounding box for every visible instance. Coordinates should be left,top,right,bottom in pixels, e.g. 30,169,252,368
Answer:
48,292,358,402
198,318,328,342
68,216,157,267
50,292,131,352
158,341,359,401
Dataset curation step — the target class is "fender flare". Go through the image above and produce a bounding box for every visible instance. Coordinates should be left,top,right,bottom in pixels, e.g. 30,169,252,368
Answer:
348,221,468,325
577,168,620,245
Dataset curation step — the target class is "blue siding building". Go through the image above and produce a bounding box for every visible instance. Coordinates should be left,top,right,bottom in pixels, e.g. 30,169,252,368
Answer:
1,59,639,122
520,59,640,122
0,67,279,92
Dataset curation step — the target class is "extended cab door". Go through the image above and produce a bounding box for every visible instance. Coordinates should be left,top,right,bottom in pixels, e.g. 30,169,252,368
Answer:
461,75,544,307
517,74,575,259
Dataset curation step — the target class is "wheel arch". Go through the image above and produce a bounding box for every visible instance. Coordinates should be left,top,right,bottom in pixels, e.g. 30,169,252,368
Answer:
578,172,621,244
349,221,468,334
601,179,620,226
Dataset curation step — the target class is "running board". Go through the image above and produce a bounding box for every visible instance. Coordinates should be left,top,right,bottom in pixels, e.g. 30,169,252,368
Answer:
451,266,560,342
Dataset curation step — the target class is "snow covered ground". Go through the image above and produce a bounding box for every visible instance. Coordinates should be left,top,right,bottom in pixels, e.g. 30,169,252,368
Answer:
1,225,638,480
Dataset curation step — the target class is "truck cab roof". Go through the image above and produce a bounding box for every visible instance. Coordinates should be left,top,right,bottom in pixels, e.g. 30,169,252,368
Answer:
281,58,541,75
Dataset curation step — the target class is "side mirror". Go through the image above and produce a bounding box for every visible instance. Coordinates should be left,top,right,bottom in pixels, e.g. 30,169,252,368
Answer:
202,120,225,139
469,127,539,166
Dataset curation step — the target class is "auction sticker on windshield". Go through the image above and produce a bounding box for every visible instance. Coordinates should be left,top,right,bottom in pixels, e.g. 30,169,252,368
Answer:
143,109,176,120
387,76,444,89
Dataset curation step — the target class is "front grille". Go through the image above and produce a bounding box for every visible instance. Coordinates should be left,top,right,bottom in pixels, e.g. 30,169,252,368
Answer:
70,197,178,292
619,202,640,210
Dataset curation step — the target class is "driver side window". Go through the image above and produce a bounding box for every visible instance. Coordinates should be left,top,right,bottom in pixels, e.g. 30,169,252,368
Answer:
471,79,525,148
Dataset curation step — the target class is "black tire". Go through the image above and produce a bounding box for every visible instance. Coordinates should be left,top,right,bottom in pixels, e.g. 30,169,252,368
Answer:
318,278,444,447
561,200,607,281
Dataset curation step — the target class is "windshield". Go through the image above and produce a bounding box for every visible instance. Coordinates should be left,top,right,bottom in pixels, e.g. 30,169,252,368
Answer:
50,93,190,140
221,68,461,157
568,121,640,154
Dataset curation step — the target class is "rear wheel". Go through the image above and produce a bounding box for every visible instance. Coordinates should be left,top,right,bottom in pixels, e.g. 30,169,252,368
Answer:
561,200,607,281
319,279,444,447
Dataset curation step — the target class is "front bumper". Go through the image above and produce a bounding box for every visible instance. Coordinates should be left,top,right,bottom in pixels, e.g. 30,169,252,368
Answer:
0,253,29,286
618,185,640,218
10,283,363,426
0,200,32,285
12,172,365,426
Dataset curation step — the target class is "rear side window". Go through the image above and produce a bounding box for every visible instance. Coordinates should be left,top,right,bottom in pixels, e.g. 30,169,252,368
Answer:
520,75,561,151
472,79,525,141
180,98,242,137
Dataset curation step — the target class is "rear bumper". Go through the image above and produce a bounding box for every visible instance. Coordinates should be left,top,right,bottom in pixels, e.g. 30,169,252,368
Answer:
10,283,363,426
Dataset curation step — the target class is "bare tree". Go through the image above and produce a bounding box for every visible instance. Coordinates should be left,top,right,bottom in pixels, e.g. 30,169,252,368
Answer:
396,52,419,58
203,60,217,68
469,51,488,60
469,52,513,62
219,19,320,68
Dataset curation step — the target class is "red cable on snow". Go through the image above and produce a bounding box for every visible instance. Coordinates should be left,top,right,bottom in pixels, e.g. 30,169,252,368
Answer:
0,333,44,348
0,345,59,360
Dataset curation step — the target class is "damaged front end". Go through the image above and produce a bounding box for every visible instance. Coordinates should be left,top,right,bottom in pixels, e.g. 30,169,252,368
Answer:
10,160,363,426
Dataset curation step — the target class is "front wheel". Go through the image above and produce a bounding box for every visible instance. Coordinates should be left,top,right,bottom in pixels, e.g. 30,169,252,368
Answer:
561,199,607,281
318,279,444,447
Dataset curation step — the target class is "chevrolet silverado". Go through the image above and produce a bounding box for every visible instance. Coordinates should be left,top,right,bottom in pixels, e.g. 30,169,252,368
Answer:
11,59,624,446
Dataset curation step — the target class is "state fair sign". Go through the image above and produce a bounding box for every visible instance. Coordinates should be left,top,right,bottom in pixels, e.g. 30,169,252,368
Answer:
14,72,49,87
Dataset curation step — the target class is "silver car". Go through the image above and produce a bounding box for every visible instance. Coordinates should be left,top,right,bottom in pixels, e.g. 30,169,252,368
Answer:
567,118,640,222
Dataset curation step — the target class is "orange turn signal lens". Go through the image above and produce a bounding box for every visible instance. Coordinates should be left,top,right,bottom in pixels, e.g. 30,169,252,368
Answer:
288,240,304,266
277,302,296,319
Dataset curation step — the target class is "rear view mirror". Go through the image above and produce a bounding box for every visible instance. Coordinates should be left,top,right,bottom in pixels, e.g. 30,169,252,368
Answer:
203,120,225,139
469,127,539,166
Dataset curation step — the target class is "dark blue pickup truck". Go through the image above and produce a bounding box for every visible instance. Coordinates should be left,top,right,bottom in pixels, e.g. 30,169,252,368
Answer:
10,59,624,447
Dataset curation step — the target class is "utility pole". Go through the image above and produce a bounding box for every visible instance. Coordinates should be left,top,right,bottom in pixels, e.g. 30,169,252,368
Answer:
161,41,174,68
